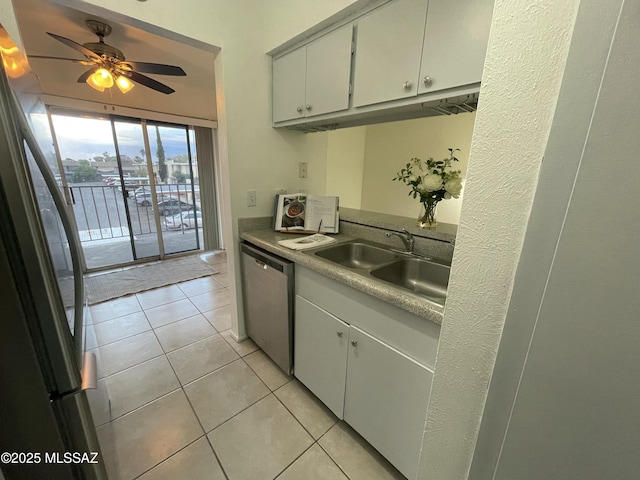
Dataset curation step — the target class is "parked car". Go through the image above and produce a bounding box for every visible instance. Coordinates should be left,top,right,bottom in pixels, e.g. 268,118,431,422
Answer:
135,193,168,206
165,210,202,230
157,199,193,216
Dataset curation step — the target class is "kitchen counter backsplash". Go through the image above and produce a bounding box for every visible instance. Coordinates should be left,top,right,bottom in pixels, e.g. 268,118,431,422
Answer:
237,216,273,234
339,207,457,241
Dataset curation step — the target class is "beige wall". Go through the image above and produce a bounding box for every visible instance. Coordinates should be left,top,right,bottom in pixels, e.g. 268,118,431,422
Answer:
360,113,475,225
325,126,366,208
324,113,476,224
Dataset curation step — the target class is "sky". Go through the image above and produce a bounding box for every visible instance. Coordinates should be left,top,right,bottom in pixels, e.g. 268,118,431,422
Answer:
29,112,193,162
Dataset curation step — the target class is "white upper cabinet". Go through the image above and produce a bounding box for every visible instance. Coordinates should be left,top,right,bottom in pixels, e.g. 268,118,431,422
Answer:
352,0,429,108
272,24,353,123
271,0,494,128
418,0,494,94
272,47,306,123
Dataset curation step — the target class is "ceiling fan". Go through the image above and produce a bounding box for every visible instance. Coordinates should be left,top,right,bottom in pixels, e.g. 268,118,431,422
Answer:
29,20,186,94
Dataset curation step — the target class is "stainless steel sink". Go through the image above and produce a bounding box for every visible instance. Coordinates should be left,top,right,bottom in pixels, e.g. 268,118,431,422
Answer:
310,240,450,304
313,241,399,269
370,257,450,304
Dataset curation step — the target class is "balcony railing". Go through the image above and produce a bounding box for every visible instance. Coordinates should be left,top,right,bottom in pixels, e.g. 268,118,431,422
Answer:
70,183,200,244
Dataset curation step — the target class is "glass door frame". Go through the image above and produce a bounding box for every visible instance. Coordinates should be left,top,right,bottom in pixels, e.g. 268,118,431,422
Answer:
46,107,205,273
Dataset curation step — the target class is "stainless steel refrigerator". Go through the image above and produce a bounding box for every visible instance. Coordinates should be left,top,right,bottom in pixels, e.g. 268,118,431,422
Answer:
0,61,106,479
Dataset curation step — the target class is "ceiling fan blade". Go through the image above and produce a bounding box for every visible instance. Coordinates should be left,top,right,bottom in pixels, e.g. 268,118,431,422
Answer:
28,55,92,65
77,67,99,83
46,32,102,62
125,70,175,94
123,61,186,76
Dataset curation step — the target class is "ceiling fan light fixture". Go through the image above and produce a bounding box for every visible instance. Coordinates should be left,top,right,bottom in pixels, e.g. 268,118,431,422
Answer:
85,73,104,92
90,67,114,88
115,75,134,93
0,29,28,78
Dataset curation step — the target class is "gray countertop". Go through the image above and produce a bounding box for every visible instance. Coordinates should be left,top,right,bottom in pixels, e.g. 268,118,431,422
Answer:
240,229,444,325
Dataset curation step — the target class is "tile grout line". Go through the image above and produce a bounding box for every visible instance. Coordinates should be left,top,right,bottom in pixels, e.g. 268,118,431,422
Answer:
269,385,349,479
97,275,354,480
131,434,214,480
142,316,231,479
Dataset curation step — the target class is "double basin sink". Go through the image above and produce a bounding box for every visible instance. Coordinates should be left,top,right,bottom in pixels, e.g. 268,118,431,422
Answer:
310,239,450,306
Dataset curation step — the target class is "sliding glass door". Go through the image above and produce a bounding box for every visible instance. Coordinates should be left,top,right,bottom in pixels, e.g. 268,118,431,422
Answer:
147,122,201,255
48,110,203,271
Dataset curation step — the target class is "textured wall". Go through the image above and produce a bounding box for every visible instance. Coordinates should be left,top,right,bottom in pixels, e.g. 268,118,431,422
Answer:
469,0,625,477
416,1,581,479
475,1,640,477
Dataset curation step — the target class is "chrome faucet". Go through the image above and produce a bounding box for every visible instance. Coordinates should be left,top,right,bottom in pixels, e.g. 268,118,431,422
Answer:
386,228,415,253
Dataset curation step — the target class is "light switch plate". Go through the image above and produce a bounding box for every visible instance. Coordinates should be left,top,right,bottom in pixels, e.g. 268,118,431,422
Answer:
247,190,257,207
299,162,308,178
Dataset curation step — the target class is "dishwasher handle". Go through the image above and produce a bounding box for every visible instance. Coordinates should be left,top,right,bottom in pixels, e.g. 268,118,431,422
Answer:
241,242,294,275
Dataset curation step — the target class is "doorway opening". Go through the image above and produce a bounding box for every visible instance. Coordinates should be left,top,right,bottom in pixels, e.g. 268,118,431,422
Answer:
37,108,216,271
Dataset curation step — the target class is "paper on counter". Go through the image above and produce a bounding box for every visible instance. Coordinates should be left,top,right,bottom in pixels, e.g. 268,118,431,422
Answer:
277,234,337,251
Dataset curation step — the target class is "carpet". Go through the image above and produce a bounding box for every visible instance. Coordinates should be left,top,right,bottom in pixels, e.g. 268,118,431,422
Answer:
84,255,219,305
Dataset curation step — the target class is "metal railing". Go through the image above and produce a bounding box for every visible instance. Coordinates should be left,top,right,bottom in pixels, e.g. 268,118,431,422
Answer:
69,183,200,245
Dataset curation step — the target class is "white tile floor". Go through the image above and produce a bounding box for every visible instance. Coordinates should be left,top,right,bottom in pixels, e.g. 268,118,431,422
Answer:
86,253,405,480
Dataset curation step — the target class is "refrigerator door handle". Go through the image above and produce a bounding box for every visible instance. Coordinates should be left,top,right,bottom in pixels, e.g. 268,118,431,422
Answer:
12,91,86,364
80,352,97,390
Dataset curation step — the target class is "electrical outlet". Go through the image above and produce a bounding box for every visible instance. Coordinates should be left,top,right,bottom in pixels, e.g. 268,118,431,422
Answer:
247,190,257,207
275,188,287,195
299,162,308,178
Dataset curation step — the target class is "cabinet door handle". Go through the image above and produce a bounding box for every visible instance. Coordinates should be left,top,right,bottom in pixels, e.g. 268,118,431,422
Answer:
305,104,312,111
336,331,343,337
351,340,358,347
423,76,432,87
296,106,303,113
403,81,412,90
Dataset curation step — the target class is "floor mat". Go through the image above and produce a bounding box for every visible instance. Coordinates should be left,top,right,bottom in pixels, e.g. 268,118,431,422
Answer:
84,254,220,305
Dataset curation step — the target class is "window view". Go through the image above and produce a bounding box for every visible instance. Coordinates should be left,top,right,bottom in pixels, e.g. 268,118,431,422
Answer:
48,112,201,270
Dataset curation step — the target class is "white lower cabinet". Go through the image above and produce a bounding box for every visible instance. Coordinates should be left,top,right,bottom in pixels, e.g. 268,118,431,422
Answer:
294,268,437,480
344,326,433,479
294,295,348,418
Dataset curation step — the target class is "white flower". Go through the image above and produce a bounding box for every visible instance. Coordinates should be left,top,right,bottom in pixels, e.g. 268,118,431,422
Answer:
422,174,443,192
409,174,420,184
444,177,463,197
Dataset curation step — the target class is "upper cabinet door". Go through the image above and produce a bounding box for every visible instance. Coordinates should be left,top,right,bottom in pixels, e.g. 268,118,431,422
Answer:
352,0,428,108
418,0,494,94
272,47,306,123
305,24,353,118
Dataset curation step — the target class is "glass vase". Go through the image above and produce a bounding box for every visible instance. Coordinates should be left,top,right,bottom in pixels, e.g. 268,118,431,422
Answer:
417,202,437,228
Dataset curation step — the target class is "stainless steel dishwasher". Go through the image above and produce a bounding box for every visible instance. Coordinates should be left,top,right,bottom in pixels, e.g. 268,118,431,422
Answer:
240,242,294,374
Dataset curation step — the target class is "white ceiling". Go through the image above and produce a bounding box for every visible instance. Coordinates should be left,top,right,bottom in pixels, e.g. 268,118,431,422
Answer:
13,0,218,122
